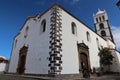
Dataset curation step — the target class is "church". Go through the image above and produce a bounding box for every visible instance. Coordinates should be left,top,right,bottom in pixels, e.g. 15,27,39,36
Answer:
8,3,120,77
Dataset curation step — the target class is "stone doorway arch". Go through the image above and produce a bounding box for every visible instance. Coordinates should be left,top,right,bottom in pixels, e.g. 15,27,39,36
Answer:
77,43,91,78
17,46,28,74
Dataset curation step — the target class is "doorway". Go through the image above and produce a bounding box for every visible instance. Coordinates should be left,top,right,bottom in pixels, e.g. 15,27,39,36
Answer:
80,53,89,70
17,46,28,74
77,43,91,78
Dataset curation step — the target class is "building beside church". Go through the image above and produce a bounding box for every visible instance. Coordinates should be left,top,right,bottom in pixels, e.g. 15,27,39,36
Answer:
0,56,9,73
8,4,120,77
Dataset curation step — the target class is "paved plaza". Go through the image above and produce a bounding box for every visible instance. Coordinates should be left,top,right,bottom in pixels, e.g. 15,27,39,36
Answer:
0,74,120,80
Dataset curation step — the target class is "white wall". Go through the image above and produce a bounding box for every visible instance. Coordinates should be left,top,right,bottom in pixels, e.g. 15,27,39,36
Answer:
61,9,112,74
93,11,108,24
0,63,6,73
9,10,51,74
110,50,120,72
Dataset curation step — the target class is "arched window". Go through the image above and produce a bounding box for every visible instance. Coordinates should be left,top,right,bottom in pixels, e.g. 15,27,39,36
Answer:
24,26,29,38
102,16,105,20
41,19,46,32
99,17,101,21
71,22,77,35
101,30,106,36
86,31,90,42
99,23,104,29
14,39,17,48
96,38,99,49
96,18,98,23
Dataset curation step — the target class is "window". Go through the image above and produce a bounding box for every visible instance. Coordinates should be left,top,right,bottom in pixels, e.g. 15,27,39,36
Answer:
24,26,29,38
101,30,106,36
99,17,101,22
96,38,99,49
96,18,98,23
102,16,105,20
41,19,46,32
71,22,77,35
14,39,17,48
86,31,90,42
99,23,104,29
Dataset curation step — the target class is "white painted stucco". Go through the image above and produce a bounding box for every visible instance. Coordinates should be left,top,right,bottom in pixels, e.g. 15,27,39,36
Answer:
0,63,7,73
9,10,52,74
109,50,120,72
61,9,109,74
0,56,8,73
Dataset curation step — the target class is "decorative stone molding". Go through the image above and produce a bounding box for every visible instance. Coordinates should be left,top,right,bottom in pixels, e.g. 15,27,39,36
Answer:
17,46,28,74
48,5,62,74
77,42,91,77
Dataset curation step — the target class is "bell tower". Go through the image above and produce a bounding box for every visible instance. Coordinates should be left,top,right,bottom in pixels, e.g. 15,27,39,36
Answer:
93,9,114,42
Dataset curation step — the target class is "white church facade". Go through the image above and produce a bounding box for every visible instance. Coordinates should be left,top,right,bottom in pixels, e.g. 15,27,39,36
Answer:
8,4,120,77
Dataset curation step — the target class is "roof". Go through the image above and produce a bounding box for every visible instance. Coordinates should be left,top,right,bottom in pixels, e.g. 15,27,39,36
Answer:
0,56,6,60
0,56,8,63
96,9,106,15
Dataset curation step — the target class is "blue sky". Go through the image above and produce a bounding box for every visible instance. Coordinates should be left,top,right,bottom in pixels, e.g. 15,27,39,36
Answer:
0,0,120,59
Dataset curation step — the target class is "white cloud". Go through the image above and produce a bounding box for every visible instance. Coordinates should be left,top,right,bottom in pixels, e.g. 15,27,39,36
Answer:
71,0,81,5
73,0,80,2
111,26,120,50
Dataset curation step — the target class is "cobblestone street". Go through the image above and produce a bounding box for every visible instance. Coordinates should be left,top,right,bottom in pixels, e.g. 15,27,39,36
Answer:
85,74,120,80
0,74,47,80
0,74,120,80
